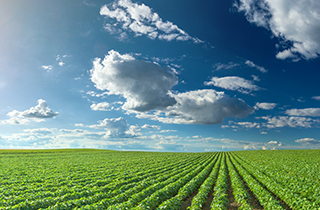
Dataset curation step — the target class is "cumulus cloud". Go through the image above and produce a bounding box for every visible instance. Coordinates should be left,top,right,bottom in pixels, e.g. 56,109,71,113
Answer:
89,117,139,138
141,124,161,130
100,0,202,43
90,50,254,125
204,76,261,94
1,117,30,125
275,49,296,60
23,128,54,135
286,108,320,117
254,102,277,110
168,89,254,124
268,140,282,146
234,121,260,129
245,60,268,73
90,102,110,111
2,100,59,125
86,91,109,98
58,62,65,67
90,50,178,112
295,138,320,145
8,99,59,119
41,65,53,71
259,116,319,128
137,89,254,124
234,0,320,60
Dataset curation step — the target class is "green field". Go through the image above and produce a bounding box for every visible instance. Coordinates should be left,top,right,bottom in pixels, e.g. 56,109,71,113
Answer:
0,149,319,209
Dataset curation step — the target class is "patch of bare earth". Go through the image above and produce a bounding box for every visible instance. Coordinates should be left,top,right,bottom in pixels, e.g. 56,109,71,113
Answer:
248,171,292,210
180,190,199,210
181,163,215,210
202,191,214,210
226,158,239,210
229,158,264,210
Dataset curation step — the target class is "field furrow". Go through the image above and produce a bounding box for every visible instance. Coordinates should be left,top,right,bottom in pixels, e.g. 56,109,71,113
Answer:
1,149,320,209
189,153,221,210
229,154,284,210
233,153,318,209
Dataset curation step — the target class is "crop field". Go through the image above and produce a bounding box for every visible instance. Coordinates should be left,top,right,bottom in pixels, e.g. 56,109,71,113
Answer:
0,149,319,209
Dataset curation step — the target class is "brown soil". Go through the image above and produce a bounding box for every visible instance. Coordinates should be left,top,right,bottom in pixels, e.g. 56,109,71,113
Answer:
180,190,199,210
226,158,240,210
229,156,264,210
247,171,292,210
202,191,214,210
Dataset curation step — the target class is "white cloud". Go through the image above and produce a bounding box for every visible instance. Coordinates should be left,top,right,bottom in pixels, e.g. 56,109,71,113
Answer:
56,54,68,66
295,138,320,145
75,123,84,127
204,76,261,94
268,140,282,146
41,65,53,71
193,137,284,151
235,121,260,129
170,89,254,124
260,116,319,128
251,75,260,81
59,129,84,133
90,50,254,125
286,108,320,117
100,0,202,43
2,100,59,125
312,96,320,101
125,125,141,137
235,0,320,60
141,124,161,130
89,117,127,131
1,117,30,125
160,130,177,133
89,117,139,138
90,50,178,112
24,128,54,135
276,49,296,60
137,89,254,124
213,62,240,71
90,102,110,111
245,60,268,73
86,91,109,98
8,99,59,119
254,102,277,110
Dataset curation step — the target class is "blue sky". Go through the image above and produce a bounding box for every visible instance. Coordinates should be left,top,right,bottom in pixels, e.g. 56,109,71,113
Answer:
1,0,320,151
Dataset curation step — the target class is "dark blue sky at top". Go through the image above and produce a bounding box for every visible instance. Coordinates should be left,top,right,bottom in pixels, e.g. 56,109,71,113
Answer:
0,0,319,151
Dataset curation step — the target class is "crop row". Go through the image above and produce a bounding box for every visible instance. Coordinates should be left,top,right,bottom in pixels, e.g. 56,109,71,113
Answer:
5,154,212,209
229,153,284,209
225,154,253,210
56,153,214,209
2,149,320,209
233,153,319,209
189,153,221,210
156,153,220,209
236,150,320,204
